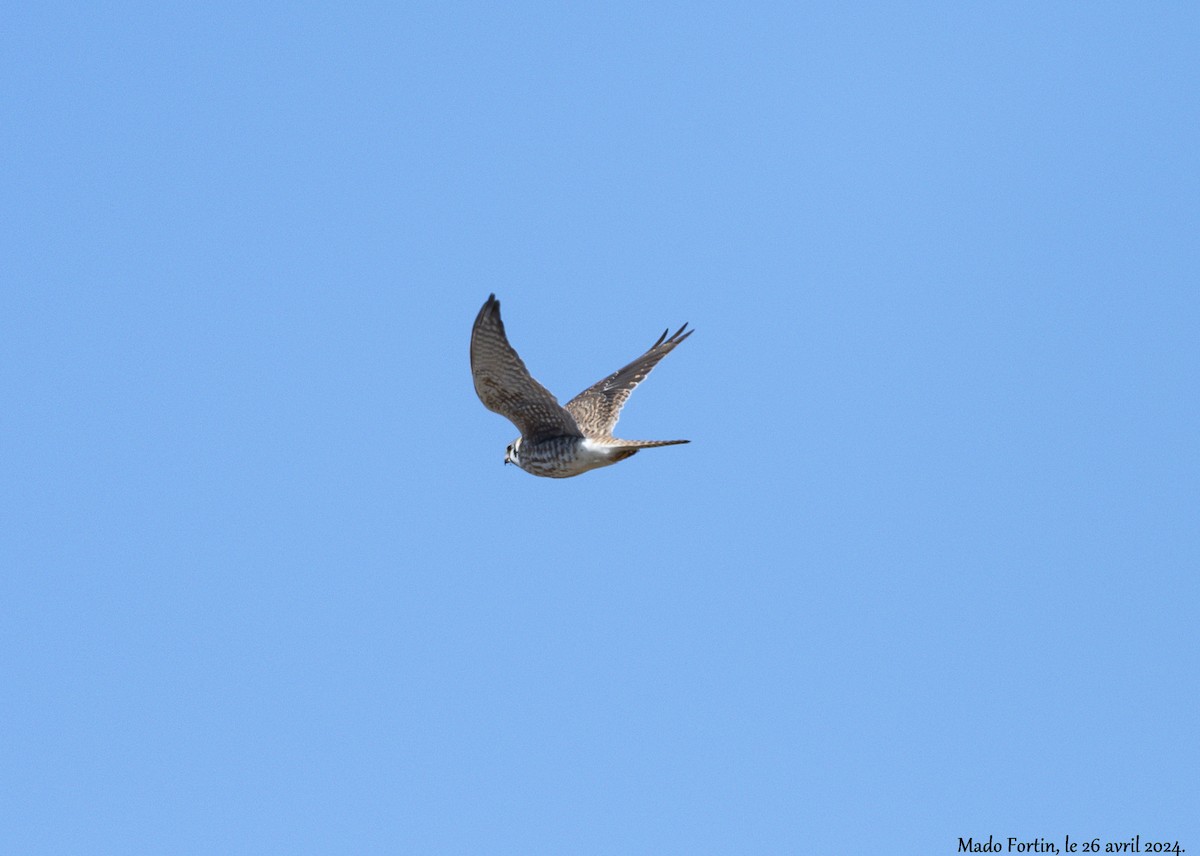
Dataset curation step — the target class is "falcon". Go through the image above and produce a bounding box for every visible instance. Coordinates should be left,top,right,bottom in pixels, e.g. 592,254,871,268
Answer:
470,294,693,478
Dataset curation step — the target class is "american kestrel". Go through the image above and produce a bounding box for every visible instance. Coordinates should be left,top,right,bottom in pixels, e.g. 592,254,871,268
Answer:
470,294,693,478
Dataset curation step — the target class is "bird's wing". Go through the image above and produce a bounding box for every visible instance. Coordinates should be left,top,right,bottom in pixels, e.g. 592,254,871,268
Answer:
470,294,583,443
564,323,692,438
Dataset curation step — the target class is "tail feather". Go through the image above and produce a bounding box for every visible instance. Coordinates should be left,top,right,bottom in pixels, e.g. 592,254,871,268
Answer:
610,439,690,449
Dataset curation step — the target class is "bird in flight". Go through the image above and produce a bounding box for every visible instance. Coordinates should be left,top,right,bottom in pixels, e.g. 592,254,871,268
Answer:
470,294,693,478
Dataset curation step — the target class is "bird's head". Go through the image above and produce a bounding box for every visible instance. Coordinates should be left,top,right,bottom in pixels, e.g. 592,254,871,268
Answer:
504,437,522,466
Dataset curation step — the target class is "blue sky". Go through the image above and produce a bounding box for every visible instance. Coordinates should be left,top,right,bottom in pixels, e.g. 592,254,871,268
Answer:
3,2,1197,853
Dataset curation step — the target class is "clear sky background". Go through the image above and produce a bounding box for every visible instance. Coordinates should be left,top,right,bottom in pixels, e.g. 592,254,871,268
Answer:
3,3,1197,853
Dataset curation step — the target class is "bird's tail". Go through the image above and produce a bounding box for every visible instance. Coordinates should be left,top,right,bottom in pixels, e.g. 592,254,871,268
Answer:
600,438,688,464
610,439,690,449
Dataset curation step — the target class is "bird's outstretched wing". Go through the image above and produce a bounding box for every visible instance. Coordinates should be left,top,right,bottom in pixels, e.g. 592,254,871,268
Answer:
565,323,693,438
470,294,583,443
